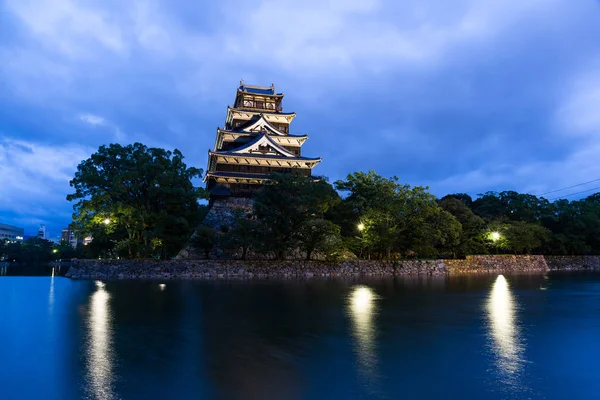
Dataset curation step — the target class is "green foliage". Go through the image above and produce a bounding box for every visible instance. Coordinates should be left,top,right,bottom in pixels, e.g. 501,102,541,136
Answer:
441,193,474,207
0,237,56,263
484,221,511,253
472,191,552,223
220,210,259,260
504,221,551,254
439,196,486,257
53,240,82,259
253,173,340,259
334,171,462,259
297,219,343,260
190,226,218,259
67,143,204,259
543,197,600,255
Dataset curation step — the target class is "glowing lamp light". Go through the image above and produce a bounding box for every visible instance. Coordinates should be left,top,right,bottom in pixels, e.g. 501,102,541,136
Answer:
491,231,501,242
357,223,365,231
159,284,166,291
103,218,111,225
351,286,374,315
53,249,58,253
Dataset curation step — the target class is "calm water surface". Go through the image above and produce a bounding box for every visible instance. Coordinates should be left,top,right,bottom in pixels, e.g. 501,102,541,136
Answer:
1,266,600,399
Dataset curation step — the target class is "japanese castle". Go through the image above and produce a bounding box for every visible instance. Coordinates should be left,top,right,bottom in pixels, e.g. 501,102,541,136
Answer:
205,82,322,198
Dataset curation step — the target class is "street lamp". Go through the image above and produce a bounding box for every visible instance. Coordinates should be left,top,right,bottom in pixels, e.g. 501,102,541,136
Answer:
491,231,501,242
357,223,365,232
53,249,58,254
103,218,111,225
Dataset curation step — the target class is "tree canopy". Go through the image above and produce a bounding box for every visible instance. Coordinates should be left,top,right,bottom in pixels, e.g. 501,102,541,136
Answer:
185,170,600,260
252,173,340,259
332,171,461,259
0,238,82,263
67,143,204,259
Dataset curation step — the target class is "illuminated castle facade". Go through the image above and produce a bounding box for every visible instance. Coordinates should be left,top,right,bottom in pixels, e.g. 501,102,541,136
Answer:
205,82,322,198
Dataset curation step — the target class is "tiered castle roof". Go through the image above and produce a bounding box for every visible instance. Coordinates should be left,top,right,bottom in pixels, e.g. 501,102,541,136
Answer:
205,82,321,197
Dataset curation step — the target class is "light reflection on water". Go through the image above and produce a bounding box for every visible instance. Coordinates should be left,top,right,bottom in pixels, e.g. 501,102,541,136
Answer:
486,275,526,387
4,274,600,399
87,281,117,400
348,285,381,392
48,272,55,313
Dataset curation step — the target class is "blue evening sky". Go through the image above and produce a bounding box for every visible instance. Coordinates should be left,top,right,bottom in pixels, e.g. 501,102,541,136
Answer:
1,0,600,239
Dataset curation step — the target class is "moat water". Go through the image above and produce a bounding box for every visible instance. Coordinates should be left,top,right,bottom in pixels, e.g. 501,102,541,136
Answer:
1,266,600,399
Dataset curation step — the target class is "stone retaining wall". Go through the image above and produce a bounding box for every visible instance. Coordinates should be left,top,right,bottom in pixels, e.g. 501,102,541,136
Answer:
444,255,549,274
176,197,254,259
66,259,446,279
66,255,600,280
545,256,600,271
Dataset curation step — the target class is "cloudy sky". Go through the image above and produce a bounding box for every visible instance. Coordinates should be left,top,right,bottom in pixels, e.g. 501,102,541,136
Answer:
1,0,600,238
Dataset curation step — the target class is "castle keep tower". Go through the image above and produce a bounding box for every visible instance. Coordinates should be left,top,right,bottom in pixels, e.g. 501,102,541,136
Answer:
205,82,322,198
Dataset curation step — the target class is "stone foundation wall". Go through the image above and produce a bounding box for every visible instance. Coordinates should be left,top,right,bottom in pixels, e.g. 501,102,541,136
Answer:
66,259,446,279
65,255,600,280
545,256,600,271
176,197,254,259
202,197,254,230
444,255,549,274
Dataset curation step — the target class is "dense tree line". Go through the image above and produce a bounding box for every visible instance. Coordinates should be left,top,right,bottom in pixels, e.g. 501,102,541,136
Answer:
0,238,82,263
197,171,600,260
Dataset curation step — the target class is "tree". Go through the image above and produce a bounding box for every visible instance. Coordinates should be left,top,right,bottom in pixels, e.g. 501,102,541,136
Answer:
471,191,552,223
190,226,218,259
335,171,462,259
2,237,55,263
441,193,473,207
53,240,81,260
504,221,551,254
439,197,486,257
253,173,340,259
297,219,343,260
334,170,400,217
221,210,259,260
484,221,511,254
414,209,462,258
334,171,406,258
67,143,204,259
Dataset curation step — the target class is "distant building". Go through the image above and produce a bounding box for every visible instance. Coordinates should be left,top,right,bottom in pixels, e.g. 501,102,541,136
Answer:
0,223,24,242
37,224,47,240
61,226,80,248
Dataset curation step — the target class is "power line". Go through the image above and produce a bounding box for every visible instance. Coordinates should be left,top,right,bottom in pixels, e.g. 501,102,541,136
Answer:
548,185,600,201
538,178,600,196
